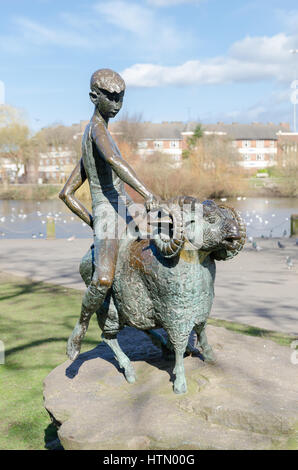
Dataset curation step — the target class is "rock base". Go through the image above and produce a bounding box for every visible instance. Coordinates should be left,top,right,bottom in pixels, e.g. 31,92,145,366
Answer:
44,325,298,450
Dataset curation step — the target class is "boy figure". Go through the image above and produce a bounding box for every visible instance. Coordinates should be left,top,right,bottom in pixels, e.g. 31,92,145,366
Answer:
59,68,158,361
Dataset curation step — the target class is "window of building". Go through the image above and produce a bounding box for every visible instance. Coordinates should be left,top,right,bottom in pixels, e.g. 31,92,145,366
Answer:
242,140,251,148
170,141,179,148
243,154,251,161
138,141,148,148
154,141,163,149
256,140,264,148
269,140,275,147
256,154,264,161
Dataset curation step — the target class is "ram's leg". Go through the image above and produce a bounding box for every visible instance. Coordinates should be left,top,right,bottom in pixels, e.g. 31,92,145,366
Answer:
173,345,188,394
102,333,136,384
194,322,216,364
170,332,189,394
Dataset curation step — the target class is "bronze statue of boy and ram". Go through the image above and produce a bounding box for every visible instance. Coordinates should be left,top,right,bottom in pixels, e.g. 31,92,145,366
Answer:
59,69,245,394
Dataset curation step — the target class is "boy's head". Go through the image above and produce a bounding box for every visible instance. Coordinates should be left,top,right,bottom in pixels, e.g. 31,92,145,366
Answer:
90,68,125,119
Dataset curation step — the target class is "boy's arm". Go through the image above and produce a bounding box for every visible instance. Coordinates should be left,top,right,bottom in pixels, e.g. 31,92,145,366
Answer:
92,123,158,210
59,158,93,228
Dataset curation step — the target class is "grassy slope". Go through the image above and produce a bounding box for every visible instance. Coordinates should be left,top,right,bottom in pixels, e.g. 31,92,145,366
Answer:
0,273,296,450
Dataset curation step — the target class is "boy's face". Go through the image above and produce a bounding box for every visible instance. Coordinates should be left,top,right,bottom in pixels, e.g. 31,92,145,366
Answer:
94,87,124,119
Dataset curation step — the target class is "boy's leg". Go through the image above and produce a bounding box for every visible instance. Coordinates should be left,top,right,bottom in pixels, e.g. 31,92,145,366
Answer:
67,237,119,361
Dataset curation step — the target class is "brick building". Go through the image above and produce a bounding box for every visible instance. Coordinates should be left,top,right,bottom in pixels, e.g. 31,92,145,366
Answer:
38,146,77,183
110,120,292,169
185,122,291,169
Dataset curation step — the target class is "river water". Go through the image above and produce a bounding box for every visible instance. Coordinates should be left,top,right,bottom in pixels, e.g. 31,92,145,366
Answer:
0,197,297,240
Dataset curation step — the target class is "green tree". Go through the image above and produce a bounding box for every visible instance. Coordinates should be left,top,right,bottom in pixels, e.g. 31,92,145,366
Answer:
182,123,204,159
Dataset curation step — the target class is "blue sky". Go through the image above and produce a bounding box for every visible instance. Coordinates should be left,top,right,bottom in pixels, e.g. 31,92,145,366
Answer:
1,0,298,130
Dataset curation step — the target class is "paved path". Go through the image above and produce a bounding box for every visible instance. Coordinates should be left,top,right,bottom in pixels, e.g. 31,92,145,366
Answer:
0,238,297,335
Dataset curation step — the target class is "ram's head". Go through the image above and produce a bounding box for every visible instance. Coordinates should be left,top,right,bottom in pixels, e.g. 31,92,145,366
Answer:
200,200,246,259
152,197,246,260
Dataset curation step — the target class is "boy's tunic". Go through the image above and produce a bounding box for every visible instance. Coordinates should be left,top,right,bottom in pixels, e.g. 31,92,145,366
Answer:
82,117,134,241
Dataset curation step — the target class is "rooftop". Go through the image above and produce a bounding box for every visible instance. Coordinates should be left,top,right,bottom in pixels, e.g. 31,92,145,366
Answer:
100,120,292,141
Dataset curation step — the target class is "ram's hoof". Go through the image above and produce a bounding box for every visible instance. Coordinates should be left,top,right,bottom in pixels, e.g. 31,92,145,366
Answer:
203,347,216,364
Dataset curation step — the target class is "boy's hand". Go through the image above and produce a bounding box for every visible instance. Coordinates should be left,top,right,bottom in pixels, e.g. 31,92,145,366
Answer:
145,194,160,212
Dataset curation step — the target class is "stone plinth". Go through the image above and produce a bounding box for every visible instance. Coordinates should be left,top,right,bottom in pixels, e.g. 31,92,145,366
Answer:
44,326,298,450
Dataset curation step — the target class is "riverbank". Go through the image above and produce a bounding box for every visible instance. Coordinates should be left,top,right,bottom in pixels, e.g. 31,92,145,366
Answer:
0,177,297,201
0,184,60,201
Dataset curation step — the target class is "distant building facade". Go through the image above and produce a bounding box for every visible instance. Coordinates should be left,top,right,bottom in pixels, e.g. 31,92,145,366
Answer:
38,146,77,183
110,120,293,170
185,122,291,169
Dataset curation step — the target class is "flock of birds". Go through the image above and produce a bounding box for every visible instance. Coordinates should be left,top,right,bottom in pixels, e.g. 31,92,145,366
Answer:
247,234,297,270
0,202,89,240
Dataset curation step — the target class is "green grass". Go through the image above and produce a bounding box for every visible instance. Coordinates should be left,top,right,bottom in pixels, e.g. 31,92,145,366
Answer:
0,273,101,450
208,317,297,347
0,273,296,450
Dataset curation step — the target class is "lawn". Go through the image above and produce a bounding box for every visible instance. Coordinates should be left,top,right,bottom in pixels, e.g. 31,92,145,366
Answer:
0,272,101,450
0,272,296,450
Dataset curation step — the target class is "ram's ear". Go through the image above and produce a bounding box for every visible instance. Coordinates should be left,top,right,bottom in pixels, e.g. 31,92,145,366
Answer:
202,199,218,218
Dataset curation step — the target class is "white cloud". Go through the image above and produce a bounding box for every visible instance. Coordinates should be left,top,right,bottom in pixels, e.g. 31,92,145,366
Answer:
1,1,191,57
121,30,298,87
94,0,194,58
96,1,154,35
14,17,92,48
94,0,189,53
121,59,277,87
147,0,203,5
229,33,293,63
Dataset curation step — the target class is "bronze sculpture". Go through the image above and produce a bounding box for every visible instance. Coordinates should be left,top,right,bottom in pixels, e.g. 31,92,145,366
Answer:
60,69,246,394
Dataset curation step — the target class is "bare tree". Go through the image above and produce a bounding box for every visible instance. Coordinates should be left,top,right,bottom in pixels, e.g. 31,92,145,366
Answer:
277,140,298,196
114,111,145,151
35,123,82,163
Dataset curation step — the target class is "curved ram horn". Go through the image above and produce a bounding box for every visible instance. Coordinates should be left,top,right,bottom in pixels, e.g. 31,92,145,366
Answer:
153,201,185,259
